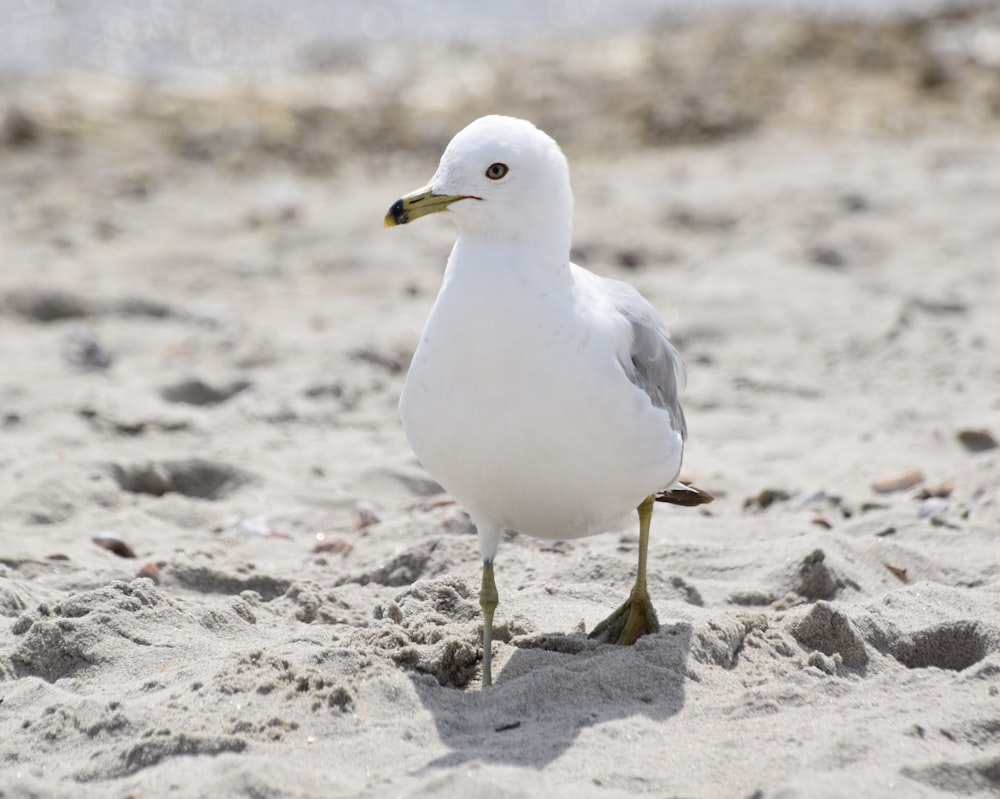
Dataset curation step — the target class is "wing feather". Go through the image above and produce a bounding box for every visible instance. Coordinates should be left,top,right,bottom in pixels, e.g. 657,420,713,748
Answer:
609,281,688,440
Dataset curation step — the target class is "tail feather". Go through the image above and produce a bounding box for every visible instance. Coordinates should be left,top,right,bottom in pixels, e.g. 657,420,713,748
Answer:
655,482,715,507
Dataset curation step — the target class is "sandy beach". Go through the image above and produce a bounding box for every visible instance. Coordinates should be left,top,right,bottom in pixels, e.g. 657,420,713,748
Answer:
2,7,1000,797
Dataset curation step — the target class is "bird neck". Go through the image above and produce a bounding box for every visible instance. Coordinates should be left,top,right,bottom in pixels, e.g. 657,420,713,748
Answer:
448,232,572,291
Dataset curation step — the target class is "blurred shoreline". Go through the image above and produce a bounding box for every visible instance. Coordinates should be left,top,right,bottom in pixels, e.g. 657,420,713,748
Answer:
0,0,967,78
2,5,999,173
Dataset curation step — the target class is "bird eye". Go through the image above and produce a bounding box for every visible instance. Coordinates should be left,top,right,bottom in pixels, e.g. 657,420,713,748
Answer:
485,163,509,180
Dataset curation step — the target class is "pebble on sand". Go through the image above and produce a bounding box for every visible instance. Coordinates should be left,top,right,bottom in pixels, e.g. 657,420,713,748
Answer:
957,429,997,453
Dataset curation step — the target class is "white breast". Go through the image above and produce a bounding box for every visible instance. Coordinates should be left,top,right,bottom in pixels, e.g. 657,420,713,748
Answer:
399,240,683,541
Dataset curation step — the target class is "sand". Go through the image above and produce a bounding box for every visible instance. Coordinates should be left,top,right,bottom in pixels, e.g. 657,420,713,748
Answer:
1,8,1000,798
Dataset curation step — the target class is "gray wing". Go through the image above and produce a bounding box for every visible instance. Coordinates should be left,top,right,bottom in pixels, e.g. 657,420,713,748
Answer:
611,282,688,441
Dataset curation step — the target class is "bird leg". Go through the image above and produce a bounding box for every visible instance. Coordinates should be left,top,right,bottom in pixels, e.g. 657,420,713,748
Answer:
479,559,498,687
589,494,660,645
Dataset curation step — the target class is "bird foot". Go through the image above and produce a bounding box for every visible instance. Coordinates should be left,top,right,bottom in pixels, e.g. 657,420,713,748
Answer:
588,587,660,645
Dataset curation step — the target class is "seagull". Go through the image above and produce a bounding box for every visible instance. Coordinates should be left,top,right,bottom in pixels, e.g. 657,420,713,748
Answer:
384,115,711,687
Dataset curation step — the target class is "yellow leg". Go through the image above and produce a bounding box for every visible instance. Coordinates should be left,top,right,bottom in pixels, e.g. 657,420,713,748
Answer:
479,560,498,687
589,495,660,644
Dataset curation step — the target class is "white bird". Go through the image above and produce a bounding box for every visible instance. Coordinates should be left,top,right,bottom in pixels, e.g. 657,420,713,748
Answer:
385,115,711,687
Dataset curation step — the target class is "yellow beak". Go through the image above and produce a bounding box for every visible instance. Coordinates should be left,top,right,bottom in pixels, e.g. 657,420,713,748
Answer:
383,186,478,227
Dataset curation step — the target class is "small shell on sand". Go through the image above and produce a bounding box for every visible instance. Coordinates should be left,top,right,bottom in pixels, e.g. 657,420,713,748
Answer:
918,497,948,519
237,516,270,538
420,494,457,511
351,503,382,530
917,481,955,499
871,468,924,494
136,562,161,583
92,532,136,559
312,535,353,556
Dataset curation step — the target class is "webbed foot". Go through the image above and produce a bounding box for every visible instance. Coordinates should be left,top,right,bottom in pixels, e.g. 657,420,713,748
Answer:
589,585,660,645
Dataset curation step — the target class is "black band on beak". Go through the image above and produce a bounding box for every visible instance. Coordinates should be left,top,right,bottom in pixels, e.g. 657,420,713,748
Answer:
387,199,409,226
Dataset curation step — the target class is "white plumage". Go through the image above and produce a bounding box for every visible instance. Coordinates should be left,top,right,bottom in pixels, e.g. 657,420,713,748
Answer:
386,115,696,687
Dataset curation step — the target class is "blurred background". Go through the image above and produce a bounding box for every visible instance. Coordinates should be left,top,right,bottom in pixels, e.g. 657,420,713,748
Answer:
0,1,965,76
2,0,999,168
